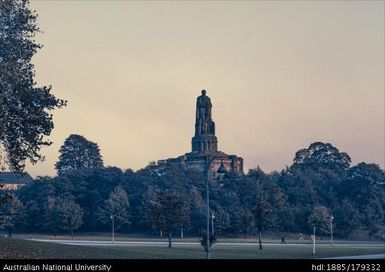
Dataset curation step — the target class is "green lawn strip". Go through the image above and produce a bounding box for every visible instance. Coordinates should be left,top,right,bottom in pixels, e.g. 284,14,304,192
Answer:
314,247,385,259
1,238,384,259
211,246,385,259
12,233,385,244
0,238,205,259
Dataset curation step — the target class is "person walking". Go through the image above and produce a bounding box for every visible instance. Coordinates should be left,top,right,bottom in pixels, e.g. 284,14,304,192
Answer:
281,235,287,244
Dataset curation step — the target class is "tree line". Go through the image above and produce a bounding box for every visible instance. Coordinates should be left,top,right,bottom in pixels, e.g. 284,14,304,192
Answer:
1,138,384,247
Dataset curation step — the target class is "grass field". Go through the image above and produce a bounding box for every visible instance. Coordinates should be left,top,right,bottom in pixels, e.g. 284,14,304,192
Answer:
1,238,384,259
14,232,385,244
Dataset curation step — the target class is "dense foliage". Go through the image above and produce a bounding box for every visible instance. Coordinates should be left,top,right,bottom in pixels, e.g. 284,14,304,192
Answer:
0,0,65,172
55,134,103,175
1,142,384,241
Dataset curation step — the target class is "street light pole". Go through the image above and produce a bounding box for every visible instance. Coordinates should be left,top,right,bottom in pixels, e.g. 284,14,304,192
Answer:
110,214,115,243
211,211,215,236
206,155,210,259
330,215,334,245
312,225,316,258
204,155,224,259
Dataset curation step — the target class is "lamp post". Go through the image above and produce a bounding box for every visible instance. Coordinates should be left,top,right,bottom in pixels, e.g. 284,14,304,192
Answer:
312,225,316,258
205,155,211,259
211,211,215,236
110,214,115,243
330,215,334,245
205,156,226,259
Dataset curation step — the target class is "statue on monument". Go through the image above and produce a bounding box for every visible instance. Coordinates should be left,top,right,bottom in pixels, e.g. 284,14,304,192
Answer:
196,90,215,135
197,90,212,120
192,89,218,152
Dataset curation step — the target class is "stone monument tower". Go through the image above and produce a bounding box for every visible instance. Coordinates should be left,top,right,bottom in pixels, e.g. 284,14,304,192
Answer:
165,90,244,177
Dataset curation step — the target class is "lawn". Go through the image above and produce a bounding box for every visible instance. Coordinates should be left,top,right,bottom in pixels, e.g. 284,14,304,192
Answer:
14,232,385,244
1,238,384,259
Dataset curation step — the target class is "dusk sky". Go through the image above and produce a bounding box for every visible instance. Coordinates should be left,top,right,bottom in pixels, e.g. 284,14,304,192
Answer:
27,1,384,177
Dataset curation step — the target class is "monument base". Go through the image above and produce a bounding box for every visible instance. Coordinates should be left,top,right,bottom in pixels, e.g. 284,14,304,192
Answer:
166,151,244,179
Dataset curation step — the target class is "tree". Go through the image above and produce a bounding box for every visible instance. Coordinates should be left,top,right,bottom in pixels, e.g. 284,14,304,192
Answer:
247,169,285,250
251,180,268,251
0,193,25,237
41,196,83,238
42,196,62,237
148,192,190,248
278,167,318,232
55,134,103,175
342,163,385,204
362,200,383,241
293,142,351,171
0,0,66,173
333,198,358,238
339,163,385,240
17,176,56,232
231,207,255,238
58,199,83,238
308,205,331,239
0,189,11,205
98,185,130,230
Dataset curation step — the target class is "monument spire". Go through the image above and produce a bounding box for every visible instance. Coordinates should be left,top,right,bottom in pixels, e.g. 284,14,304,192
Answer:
192,90,218,153
166,88,243,176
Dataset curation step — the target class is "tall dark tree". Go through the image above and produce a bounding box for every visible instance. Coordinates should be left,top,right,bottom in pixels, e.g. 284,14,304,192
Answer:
17,176,56,231
287,142,352,225
58,199,84,239
231,207,255,238
0,187,12,206
308,205,331,239
247,168,285,250
0,0,66,173
293,142,351,171
362,201,383,241
339,163,385,240
333,198,358,239
148,192,190,247
55,134,103,175
98,185,130,230
0,193,25,237
42,196,62,237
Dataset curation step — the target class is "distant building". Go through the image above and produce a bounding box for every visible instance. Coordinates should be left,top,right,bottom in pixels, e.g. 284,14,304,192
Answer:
0,172,33,190
166,90,244,178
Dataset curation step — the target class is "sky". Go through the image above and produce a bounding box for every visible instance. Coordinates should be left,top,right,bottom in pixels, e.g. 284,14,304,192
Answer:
26,0,384,177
